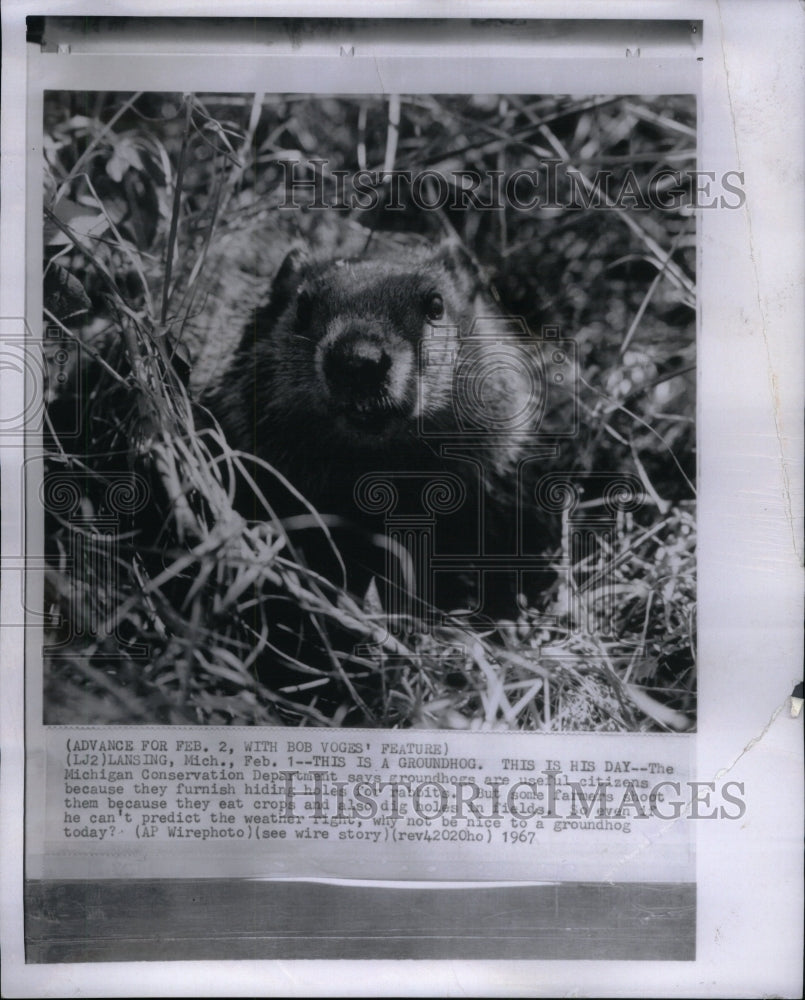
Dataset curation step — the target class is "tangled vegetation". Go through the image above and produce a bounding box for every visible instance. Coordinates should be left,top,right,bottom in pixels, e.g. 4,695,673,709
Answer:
42,91,696,730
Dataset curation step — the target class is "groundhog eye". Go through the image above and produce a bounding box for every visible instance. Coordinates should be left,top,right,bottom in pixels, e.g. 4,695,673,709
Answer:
426,293,444,321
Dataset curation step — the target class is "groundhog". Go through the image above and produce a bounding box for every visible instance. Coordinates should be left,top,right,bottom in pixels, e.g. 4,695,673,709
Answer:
204,240,547,620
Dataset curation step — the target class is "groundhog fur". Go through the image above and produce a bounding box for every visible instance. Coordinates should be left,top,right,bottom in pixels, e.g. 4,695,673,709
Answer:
203,240,547,622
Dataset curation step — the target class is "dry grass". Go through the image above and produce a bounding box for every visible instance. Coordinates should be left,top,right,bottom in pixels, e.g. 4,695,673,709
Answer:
42,92,696,730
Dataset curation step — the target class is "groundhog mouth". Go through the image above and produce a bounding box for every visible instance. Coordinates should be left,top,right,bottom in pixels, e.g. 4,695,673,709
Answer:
316,324,416,438
335,397,412,436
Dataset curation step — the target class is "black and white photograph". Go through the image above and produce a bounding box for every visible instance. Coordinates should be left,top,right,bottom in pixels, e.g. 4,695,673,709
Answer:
42,87,697,732
1,5,802,997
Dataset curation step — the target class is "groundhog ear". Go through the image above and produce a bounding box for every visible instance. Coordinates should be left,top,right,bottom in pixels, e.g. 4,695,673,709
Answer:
270,246,310,312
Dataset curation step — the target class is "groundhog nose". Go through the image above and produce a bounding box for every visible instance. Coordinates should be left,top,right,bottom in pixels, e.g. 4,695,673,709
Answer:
322,333,393,398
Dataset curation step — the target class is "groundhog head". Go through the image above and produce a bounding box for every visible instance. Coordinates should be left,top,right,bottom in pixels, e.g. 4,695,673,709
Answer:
259,242,494,441
207,241,540,507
